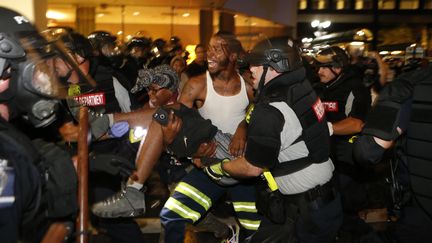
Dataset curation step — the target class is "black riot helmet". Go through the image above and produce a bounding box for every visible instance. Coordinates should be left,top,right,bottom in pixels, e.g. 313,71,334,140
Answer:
314,46,349,69
153,38,166,50
0,7,94,127
88,30,124,67
169,36,180,46
127,37,152,51
60,32,94,59
246,36,303,73
88,30,117,53
245,36,303,102
0,7,62,127
126,37,152,65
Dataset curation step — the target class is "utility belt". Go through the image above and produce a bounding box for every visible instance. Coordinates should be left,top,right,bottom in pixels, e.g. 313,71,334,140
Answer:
256,178,337,224
283,179,336,208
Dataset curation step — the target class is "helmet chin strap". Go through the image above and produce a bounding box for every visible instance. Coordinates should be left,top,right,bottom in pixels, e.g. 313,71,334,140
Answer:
325,67,343,87
253,64,269,103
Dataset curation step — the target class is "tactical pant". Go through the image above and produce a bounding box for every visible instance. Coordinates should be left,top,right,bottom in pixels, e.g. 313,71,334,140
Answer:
251,182,343,243
160,168,262,242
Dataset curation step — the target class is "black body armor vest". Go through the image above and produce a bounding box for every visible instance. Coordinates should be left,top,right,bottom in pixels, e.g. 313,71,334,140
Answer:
406,73,432,218
0,118,41,227
367,65,432,219
261,71,330,176
90,62,122,114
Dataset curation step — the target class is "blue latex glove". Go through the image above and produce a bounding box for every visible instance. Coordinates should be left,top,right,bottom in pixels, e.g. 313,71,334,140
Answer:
108,121,130,138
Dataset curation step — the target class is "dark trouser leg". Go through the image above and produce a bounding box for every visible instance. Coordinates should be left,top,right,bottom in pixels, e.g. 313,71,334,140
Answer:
160,168,226,243
228,183,262,237
295,193,343,243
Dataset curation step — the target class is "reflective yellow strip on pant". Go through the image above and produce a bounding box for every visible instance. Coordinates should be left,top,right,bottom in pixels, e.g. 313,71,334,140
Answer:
174,182,212,211
232,202,258,213
238,219,261,231
164,197,201,222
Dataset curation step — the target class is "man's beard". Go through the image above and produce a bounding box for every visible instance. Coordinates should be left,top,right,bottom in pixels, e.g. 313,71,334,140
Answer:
209,58,229,76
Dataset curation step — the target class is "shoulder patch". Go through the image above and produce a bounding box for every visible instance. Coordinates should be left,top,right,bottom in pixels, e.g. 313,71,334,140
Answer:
322,101,339,112
312,98,325,122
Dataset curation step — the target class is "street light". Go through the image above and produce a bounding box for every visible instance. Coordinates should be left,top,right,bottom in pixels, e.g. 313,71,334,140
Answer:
311,20,331,37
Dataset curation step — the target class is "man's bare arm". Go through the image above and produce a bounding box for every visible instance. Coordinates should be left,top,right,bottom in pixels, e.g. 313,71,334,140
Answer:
113,107,155,127
178,74,206,108
230,120,247,156
229,82,254,156
223,156,263,178
331,117,364,135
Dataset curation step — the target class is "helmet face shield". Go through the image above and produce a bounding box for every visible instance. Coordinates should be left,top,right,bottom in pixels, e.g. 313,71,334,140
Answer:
313,46,349,69
313,53,335,67
12,32,96,100
100,42,122,58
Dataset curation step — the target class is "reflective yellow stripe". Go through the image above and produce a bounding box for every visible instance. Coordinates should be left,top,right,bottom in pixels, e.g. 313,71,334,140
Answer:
68,84,81,96
245,104,255,124
232,202,257,213
348,135,358,144
164,197,201,222
238,219,261,231
263,171,278,191
174,182,212,211
128,129,142,143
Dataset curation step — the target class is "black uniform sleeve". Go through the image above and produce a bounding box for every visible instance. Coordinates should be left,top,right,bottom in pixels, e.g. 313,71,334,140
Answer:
349,80,371,121
245,103,284,169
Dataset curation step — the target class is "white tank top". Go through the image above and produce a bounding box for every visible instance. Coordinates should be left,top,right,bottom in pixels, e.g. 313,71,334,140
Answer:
198,72,249,134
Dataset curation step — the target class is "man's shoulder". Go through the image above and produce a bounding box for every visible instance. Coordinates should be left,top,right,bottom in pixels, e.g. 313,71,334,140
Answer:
187,73,207,88
179,73,207,105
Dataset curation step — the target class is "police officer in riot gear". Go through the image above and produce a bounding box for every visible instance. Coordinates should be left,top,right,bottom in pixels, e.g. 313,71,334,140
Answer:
54,31,147,243
88,30,125,68
87,31,142,105
354,65,432,243
147,38,171,68
313,46,372,238
57,31,136,114
0,7,93,241
88,31,117,56
204,36,343,242
126,36,152,68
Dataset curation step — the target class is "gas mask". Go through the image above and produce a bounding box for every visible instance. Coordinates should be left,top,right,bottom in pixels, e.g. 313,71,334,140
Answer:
8,60,59,127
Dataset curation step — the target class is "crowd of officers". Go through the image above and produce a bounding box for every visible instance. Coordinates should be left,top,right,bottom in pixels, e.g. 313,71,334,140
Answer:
1,6,432,243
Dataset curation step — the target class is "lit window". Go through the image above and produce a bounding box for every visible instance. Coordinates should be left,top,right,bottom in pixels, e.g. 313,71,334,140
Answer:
298,0,307,9
355,0,374,9
379,0,396,9
333,0,351,9
311,0,328,9
399,0,419,9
